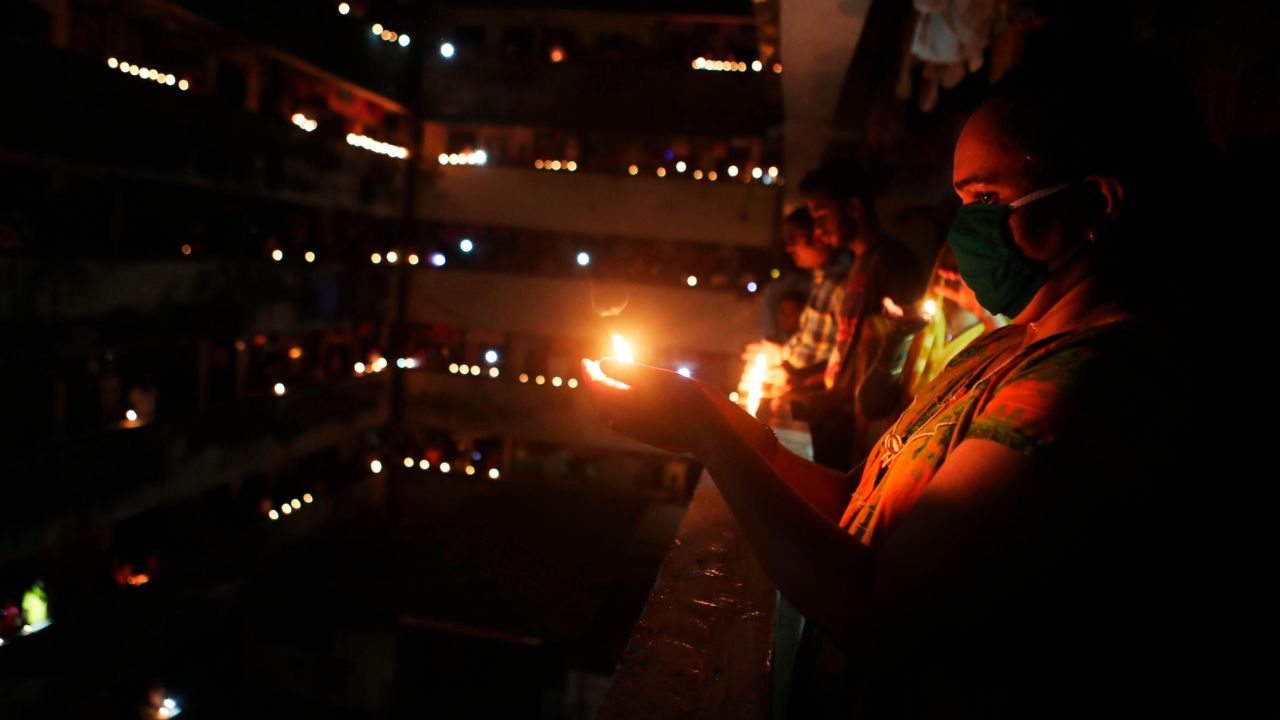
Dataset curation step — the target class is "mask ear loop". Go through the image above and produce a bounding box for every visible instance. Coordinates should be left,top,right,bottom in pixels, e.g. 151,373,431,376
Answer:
1008,181,1075,209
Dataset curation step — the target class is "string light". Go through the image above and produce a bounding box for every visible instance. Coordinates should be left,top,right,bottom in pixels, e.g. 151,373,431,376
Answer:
773,63,783,74
728,165,739,177
488,468,501,479
181,244,192,255
125,409,139,422
440,461,451,473
419,459,430,470
430,253,446,267
273,382,286,396
708,171,718,181
692,57,757,73
576,252,590,266
567,378,578,389
291,112,318,132
686,275,698,287
440,42,455,59
271,249,283,261
439,150,487,165
656,167,667,178
485,350,499,364
459,238,474,253
288,346,303,360
488,367,500,378
304,251,316,263
269,509,279,520
628,165,639,176
535,375,546,385
404,457,415,468
465,465,476,476
370,459,383,473
303,493,313,503
552,376,562,387
752,167,763,179
338,3,350,15
747,281,758,293
676,161,687,172
693,170,703,180
108,56,188,90
386,250,398,264
535,159,577,172
399,35,411,47
519,373,529,383
346,133,409,159
677,367,693,378
371,252,382,264
408,253,419,265
549,46,565,63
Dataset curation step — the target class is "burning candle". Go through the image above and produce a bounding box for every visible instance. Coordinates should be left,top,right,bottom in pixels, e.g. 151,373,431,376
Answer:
611,334,635,363
583,333,636,389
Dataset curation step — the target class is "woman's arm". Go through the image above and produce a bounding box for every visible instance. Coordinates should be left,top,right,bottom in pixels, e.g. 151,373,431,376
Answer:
701,387,856,521
588,360,873,645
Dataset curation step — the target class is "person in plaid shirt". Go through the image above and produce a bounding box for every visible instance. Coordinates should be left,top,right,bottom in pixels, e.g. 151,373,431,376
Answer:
798,167,924,469
780,207,851,386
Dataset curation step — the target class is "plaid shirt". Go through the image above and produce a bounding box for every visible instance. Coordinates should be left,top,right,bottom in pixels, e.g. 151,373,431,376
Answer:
781,258,850,371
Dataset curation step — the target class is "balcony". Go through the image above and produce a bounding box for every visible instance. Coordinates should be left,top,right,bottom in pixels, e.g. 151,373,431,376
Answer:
424,60,781,136
0,375,391,563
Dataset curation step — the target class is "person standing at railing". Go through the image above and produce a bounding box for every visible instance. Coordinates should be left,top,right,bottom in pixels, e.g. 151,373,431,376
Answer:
584,59,1188,716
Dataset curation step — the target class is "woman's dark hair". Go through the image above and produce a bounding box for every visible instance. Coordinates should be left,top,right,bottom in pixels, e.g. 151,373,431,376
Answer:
978,58,1207,316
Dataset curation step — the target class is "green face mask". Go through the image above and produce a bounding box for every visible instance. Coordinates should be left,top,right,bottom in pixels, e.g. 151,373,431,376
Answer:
946,182,1074,318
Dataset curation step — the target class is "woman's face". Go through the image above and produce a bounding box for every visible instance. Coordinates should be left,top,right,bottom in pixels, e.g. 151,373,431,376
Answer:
952,106,1092,267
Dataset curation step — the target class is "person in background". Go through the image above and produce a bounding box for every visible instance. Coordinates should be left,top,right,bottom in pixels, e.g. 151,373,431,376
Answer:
798,166,924,469
775,290,808,342
857,244,1001,422
760,207,815,345
777,206,851,390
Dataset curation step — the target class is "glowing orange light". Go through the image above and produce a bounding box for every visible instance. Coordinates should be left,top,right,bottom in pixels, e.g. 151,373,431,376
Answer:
611,334,635,363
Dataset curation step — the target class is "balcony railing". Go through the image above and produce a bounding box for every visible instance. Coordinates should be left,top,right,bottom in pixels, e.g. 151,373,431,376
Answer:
598,424,812,720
